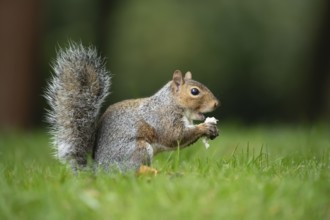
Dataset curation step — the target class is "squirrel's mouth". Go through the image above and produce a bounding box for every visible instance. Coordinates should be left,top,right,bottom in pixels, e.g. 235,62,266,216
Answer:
195,106,217,121
185,110,209,121
189,112,205,121
197,112,205,121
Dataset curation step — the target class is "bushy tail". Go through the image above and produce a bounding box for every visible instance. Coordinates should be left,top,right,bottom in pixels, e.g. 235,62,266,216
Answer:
45,43,111,168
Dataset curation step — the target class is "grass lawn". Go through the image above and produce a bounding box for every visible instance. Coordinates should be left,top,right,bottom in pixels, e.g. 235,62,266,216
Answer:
0,123,329,220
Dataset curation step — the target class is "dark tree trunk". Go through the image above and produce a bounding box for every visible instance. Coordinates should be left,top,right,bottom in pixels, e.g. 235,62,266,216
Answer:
0,0,41,129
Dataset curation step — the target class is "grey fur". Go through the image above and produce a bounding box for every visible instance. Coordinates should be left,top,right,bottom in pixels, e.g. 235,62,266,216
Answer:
45,43,111,168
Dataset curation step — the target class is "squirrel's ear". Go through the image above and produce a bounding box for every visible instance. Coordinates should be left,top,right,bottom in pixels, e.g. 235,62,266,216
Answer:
184,71,192,80
172,70,183,91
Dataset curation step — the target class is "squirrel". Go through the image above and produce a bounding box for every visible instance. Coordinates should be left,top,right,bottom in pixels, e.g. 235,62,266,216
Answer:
45,43,220,174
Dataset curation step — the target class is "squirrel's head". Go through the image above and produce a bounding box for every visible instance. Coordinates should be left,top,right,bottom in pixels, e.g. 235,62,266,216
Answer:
170,70,220,121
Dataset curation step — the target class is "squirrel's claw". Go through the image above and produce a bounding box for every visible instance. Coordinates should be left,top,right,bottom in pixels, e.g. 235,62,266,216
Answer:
203,122,219,140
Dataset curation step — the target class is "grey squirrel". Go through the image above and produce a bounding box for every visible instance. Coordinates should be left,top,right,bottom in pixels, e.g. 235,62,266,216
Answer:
46,43,220,174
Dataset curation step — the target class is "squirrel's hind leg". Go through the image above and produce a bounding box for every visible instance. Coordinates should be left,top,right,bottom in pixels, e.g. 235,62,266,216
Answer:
131,140,158,176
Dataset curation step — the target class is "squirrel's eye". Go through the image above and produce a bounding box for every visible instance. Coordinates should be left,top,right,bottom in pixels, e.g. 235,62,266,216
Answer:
191,88,200,96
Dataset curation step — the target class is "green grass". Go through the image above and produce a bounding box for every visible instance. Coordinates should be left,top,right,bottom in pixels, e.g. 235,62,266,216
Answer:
0,123,329,220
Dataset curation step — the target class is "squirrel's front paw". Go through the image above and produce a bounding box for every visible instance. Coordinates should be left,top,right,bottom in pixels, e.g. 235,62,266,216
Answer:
200,123,219,140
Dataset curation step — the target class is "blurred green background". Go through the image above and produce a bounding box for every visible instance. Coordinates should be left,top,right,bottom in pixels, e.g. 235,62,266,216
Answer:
0,0,329,129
